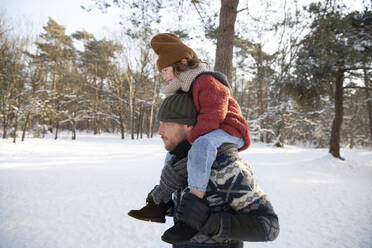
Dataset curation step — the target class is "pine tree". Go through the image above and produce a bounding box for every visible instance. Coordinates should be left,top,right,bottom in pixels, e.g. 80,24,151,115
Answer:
290,3,371,158
27,18,75,139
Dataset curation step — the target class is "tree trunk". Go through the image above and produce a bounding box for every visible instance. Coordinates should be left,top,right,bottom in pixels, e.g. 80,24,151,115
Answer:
136,107,141,140
2,82,11,139
279,110,286,147
51,65,58,136
140,106,145,139
93,65,98,134
148,78,159,138
349,132,354,149
72,119,77,140
347,94,357,149
2,112,9,139
131,95,136,140
21,112,31,142
54,102,60,140
214,0,239,83
244,87,250,121
119,112,125,139
258,76,264,142
239,78,245,105
125,72,135,140
329,68,344,160
151,112,157,138
364,67,372,146
55,122,59,140
13,112,19,144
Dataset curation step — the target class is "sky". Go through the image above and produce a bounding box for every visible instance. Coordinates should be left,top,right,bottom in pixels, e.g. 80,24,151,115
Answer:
0,0,368,56
1,0,123,38
1,0,368,38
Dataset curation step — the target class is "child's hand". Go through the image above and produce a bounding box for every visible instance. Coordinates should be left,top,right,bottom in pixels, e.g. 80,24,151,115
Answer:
190,189,205,199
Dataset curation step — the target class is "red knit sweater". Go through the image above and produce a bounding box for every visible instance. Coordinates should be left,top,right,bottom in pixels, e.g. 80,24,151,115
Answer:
186,74,251,151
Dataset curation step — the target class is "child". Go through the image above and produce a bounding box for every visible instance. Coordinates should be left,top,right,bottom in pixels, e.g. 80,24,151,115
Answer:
128,33,251,243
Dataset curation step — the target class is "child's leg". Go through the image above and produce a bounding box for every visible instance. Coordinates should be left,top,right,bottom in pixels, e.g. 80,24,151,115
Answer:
187,129,244,198
128,152,184,223
128,185,173,223
162,131,244,244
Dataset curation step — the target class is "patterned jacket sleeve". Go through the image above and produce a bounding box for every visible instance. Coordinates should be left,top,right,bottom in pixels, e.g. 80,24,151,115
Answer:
217,206,279,241
209,150,279,242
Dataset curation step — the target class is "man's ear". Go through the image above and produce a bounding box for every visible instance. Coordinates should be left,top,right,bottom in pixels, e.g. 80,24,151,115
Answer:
185,124,194,129
180,58,188,65
184,125,193,135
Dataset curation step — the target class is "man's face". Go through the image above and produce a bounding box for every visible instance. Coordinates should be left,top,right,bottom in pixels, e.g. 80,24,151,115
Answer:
158,121,192,151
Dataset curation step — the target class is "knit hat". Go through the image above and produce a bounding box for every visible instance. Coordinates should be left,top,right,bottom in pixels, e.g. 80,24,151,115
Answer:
151,33,198,71
157,93,197,125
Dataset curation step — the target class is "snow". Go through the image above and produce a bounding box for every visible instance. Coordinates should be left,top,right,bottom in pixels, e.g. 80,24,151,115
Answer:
1,133,372,248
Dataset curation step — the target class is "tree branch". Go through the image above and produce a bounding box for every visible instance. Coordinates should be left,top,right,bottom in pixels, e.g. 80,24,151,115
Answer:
343,67,372,72
343,86,372,91
237,7,249,14
191,1,207,27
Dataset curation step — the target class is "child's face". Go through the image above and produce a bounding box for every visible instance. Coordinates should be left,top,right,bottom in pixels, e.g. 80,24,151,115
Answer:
161,66,175,83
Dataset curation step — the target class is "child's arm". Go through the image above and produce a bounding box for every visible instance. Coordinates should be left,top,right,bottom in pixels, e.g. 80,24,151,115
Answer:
187,74,230,144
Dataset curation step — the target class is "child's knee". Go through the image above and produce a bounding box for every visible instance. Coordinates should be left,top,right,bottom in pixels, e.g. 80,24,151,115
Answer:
192,135,214,149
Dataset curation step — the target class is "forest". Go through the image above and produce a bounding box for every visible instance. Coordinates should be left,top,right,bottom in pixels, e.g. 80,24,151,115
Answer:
0,0,371,159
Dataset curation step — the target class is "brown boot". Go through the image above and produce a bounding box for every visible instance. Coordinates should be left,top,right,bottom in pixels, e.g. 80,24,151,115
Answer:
128,195,172,223
161,221,198,244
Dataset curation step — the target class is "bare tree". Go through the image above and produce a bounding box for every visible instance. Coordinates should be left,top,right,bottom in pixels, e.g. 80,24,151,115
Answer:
214,0,239,83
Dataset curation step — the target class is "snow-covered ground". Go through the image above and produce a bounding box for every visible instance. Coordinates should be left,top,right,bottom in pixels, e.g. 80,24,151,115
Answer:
1,133,372,248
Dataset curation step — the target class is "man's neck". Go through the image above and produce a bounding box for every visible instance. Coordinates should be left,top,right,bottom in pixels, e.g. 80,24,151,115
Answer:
169,139,191,161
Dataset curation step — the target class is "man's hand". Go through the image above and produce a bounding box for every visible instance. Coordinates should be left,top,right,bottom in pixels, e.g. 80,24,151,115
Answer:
176,192,220,236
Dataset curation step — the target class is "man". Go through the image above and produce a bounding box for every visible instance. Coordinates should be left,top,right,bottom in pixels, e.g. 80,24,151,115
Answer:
129,92,279,247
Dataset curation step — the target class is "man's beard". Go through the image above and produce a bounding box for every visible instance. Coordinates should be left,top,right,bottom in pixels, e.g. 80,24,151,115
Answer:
161,136,172,151
161,130,188,152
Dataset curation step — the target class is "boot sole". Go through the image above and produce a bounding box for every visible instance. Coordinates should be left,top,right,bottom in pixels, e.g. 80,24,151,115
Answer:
161,234,189,245
161,222,198,244
128,213,166,223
